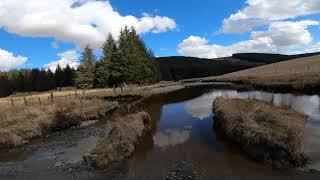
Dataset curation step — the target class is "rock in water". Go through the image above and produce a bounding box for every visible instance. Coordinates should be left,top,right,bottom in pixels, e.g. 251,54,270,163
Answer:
54,162,63,167
165,161,200,180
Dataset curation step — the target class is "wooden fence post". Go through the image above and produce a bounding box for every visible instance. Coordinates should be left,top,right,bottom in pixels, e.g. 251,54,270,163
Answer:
79,98,83,107
38,97,42,105
82,89,85,96
11,98,14,108
23,97,28,105
50,93,54,103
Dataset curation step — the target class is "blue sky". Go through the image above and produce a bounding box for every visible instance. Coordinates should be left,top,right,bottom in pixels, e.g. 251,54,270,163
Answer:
0,0,319,71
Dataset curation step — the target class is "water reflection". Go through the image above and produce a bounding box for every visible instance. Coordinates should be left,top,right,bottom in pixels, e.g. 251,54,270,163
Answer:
185,90,320,122
185,90,237,120
184,88,320,170
153,129,191,148
126,85,320,178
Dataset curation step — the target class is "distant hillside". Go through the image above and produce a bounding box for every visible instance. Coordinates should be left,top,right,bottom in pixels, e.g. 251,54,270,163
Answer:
216,54,320,79
156,56,259,81
204,54,320,92
156,52,320,81
232,52,320,64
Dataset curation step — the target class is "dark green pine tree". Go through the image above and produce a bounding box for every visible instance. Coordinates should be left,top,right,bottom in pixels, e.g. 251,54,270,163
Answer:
13,71,25,92
0,74,12,97
75,46,96,89
106,26,161,85
110,26,131,85
63,64,75,87
95,33,117,87
47,69,56,90
55,64,64,88
125,27,161,84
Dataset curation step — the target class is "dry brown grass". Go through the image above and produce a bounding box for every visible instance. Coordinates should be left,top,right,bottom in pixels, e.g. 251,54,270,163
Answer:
203,55,320,91
0,98,118,148
213,98,308,167
0,81,179,148
85,111,153,169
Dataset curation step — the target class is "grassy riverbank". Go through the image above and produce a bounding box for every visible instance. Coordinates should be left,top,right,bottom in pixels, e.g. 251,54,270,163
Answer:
0,98,118,148
84,111,154,169
0,81,180,148
213,98,308,168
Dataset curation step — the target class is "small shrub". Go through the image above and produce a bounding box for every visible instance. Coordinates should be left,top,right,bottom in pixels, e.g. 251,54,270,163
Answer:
51,107,82,132
0,130,25,147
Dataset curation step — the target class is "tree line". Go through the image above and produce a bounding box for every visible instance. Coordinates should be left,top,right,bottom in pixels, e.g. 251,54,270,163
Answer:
0,65,75,97
0,27,161,97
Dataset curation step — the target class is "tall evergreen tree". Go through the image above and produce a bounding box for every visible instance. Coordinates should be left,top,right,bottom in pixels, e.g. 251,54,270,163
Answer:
55,64,63,88
47,69,56,90
75,46,96,89
108,26,131,85
63,64,75,87
95,33,117,87
0,75,12,97
120,26,160,84
104,26,161,85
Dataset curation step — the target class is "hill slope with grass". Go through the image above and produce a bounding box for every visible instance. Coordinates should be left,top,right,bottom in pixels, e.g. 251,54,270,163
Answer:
156,52,320,81
205,54,320,92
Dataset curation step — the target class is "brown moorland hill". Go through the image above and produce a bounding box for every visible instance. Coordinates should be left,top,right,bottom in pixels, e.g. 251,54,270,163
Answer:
204,55,320,92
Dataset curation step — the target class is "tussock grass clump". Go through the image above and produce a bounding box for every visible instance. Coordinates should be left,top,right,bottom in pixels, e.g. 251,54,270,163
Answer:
0,98,118,148
85,111,153,169
213,98,308,168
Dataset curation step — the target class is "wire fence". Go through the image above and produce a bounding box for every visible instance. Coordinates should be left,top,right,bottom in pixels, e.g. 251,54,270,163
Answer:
6,90,88,108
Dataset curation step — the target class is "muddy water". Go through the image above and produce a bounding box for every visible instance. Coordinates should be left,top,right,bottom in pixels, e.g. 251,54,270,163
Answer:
0,84,320,180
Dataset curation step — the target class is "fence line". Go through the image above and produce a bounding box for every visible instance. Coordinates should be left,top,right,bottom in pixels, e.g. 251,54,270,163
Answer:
6,84,136,108
8,90,89,108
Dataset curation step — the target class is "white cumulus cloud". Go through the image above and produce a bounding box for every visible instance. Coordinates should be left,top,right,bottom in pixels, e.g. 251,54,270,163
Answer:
0,0,177,49
178,20,319,58
222,0,320,33
45,49,79,72
0,48,27,71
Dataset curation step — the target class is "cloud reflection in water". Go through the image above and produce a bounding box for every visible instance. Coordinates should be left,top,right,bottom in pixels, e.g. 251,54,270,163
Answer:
185,90,320,122
153,129,191,148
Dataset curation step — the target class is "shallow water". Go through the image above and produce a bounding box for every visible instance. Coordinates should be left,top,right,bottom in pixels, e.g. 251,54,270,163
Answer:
0,84,320,179
122,85,320,179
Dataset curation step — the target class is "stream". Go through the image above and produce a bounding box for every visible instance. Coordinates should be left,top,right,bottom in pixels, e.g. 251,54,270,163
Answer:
0,83,320,179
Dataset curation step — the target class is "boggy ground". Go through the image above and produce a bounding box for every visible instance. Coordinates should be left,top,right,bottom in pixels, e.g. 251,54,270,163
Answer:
213,98,308,168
